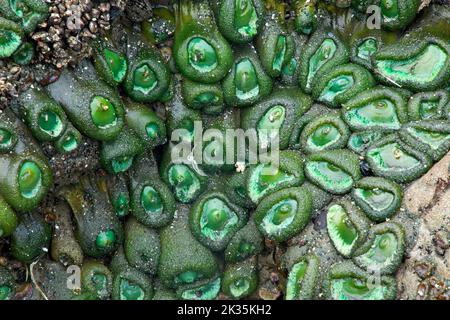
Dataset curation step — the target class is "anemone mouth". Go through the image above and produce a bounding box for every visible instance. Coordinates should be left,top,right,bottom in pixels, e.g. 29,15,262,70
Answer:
348,131,383,154
331,277,386,300
327,204,359,256
119,279,145,300
0,127,14,150
0,29,22,58
296,5,315,35
307,38,337,89
367,143,420,171
168,164,201,203
199,198,239,241
380,0,399,22
286,260,308,300
235,58,259,101
260,198,297,237
18,161,42,199
0,285,12,300
114,193,129,217
38,110,64,137
248,164,295,203
272,35,287,72
356,232,398,269
178,118,195,142
145,122,160,139
307,123,341,151
257,105,286,132
238,241,254,256
187,37,218,73
343,99,401,130
180,277,221,300
418,100,439,120
282,57,297,76
230,278,250,298
91,272,108,294
375,44,447,84
234,0,258,37
61,133,78,152
90,96,118,129
193,92,219,106
202,139,224,166
103,48,127,82
305,161,353,193
95,230,116,249
111,156,134,173
356,38,378,62
354,188,395,212
406,127,450,151
319,75,355,104
140,185,163,215
133,63,158,94
175,271,201,285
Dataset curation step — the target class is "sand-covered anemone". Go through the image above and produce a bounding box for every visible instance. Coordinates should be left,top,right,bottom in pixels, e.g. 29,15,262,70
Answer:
246,150,305,204
353,222,406,275
305,149,361,195
300,114,350,153
323,261,397,300
326,200,370,258
365,133,433,184
254,186,312,242
399,120,450,162
285,254,320,300
352,177,402,222
189,191,248,251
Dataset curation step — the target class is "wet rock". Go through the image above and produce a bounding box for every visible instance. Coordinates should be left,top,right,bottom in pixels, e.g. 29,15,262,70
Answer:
397,152,450,300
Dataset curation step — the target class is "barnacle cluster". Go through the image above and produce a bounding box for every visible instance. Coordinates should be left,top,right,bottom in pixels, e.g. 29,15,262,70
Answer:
0,0,449,300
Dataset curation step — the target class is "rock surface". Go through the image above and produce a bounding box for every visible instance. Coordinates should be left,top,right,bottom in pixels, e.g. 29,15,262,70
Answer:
397,152,449,300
